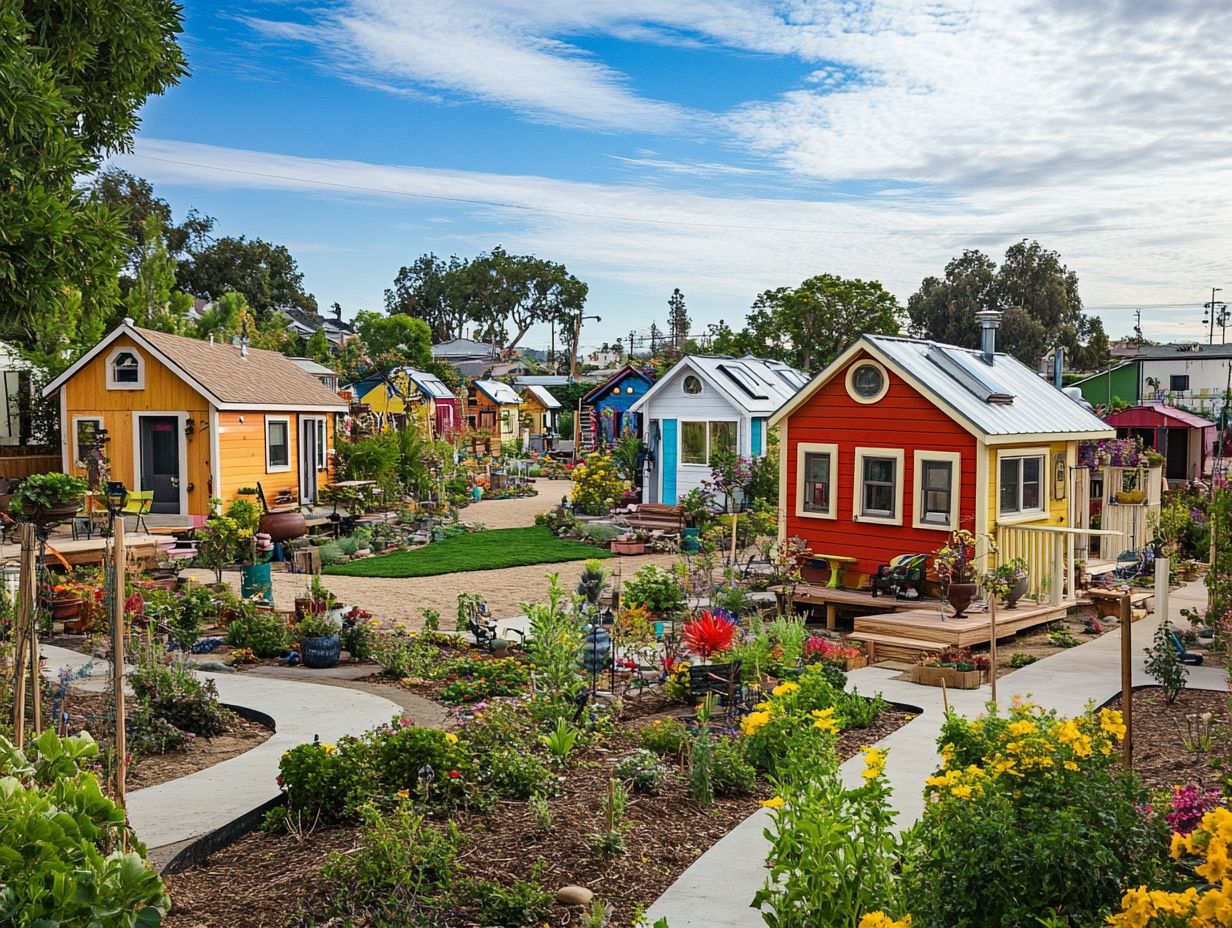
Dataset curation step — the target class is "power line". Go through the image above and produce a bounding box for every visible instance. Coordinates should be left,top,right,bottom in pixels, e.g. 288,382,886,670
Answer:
128,152,1166,240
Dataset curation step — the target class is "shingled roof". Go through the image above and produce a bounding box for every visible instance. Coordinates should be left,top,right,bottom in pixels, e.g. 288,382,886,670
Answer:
43,322,347,410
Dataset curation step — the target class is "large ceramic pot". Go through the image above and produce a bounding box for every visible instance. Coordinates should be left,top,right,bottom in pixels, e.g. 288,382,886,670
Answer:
240,562,273,602
946,582,979,618
51,597,83,622
1004,576,1029,609
259,510,307,543
23,501,80,527
301,634,341,669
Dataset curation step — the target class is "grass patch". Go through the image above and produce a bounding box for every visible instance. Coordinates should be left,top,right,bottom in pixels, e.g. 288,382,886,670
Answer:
322,525,613,578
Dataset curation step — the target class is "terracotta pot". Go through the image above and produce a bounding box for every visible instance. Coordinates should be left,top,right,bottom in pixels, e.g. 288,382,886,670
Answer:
611,541,646,555
259,510,307,543
946,582,979,618
51,597,83,621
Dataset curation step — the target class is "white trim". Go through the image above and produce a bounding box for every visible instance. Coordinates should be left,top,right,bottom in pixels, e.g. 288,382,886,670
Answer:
912,450,962,531
678,417,739,467
995,445,1049,524
71,416,104,466
844,359,890,405
682,374,704,396
629,356,743,415
132,411,190,516
795,442,838,520
852,447,905,526
975,436,989,535
265,415,292,473
105,346,145,390
777,422,788,541
209,405,221,511
58,389,69,473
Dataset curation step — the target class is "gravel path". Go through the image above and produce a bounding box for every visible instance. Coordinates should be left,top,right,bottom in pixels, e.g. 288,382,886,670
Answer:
461,478,572,528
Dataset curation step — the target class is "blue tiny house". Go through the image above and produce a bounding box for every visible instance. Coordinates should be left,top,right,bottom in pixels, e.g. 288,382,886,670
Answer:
629,356,807,505
579,365,655,450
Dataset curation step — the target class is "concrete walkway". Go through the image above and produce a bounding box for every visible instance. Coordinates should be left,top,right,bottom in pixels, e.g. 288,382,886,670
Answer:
41,645,401,864
646,580,1227,928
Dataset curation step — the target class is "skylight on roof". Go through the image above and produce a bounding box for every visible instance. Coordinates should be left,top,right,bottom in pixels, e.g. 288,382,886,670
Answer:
719,363,770,399
925,346,1015,405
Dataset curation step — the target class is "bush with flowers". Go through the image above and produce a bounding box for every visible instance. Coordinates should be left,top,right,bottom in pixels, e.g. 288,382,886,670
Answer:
438,656,531,704
569,452,625,515
899,701,1168,928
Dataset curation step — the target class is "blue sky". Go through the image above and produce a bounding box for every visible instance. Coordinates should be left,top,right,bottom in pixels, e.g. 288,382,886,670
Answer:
117,0,1232,352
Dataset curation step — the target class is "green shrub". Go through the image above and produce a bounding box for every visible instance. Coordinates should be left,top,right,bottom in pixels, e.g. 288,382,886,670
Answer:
318,542,345,566
225,606,290,658
336,536,359,557
711,737,756,797
0,730,169,927
614,749,667,795
622,564,686,618
128,651,233,737
127,703,188,756
171,585,214,651
483,747,559,801
639,718,689,756
689,727,714,805
371,627,440,678
439,656,531,703
1143,619,1187,704
467,860,554,927
1009,651,1038,668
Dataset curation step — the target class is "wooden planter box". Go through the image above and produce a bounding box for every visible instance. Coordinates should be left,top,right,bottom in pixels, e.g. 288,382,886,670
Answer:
912,665,983,689
611,541,646,555
844,655,868,671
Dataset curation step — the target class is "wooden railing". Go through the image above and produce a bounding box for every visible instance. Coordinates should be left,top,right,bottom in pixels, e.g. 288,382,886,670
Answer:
996,524,1074,606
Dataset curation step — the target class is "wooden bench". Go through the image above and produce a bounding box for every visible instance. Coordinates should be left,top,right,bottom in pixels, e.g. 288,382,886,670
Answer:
617,503,686,534
848,632,946,662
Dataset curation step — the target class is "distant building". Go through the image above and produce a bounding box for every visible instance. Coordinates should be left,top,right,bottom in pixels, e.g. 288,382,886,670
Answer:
289,358,340,392
1072,343,1232,415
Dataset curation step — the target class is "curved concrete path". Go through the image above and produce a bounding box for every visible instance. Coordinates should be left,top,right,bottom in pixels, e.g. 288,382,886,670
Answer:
647,580,1228,928
41,645,401,864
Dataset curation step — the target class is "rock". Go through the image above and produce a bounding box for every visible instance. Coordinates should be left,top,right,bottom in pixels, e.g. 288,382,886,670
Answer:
195,661,235,674
555,886,594,907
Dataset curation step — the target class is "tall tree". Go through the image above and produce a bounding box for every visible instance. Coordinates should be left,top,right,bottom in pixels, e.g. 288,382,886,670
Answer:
177,236,317,318
385,253,469,342
123,215,188,332
0,0,187,349
304,329,333,364
907,240,1110,369
668,288,690,349
354,311,432,369
192,292,250,342
88,167,173,276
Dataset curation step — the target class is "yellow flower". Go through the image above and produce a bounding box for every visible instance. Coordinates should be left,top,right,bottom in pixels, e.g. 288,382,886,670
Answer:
396,788,410,798
1063,761,1078,771
771,681,800,697
445,732,459,744
1007,719,1038,737
760,796,785,809
741,710,772,737
811,707,839,734
951,785,973,800
321,742,336,754
861,746,887,781
1099,708,1127,740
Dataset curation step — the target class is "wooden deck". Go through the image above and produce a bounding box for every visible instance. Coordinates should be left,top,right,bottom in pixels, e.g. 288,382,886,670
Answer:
850,601,1069,660
42,533,163,568
772,583,937,629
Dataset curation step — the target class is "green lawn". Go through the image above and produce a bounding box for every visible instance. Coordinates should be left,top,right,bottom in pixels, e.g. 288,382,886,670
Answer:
323,525,613,578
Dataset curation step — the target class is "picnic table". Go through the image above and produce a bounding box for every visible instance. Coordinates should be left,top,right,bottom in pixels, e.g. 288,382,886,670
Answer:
811,553,859,590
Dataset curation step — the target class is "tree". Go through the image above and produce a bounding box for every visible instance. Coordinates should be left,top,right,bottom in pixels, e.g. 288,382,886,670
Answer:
192,292,250,342
668,288,690,349
0,0,187,348
87,167,173,276
385,253,469,341
907,240,1110,369
177,235,317,318
744,274,902,370
123,215,188,332
305,329,333,364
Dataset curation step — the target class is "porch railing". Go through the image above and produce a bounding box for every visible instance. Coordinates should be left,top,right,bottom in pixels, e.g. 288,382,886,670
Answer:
996,523,1127,606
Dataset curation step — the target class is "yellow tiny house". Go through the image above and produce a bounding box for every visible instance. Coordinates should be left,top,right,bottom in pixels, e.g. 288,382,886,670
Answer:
43,321,347,520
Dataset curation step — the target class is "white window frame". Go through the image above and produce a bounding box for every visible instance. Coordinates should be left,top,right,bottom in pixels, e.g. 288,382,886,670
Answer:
105,347,145,390
795,442,838,520
682,374,703,396
996,447,1048,523
265,415,292,473
852,447,904,526
72,416,104,466
912,450,962,531
679,418,738,467
314,417,328,471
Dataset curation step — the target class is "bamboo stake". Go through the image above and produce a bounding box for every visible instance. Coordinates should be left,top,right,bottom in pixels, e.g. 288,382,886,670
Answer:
113,520,128,808
28,542,40,733
1120,588,1133,770
11,524,35,749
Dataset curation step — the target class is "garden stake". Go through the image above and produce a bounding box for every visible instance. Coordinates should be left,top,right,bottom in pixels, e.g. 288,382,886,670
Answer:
113,520,128,809
1119,588,1132,770
939,677,949,714
10,523,35,749
729,511,739,567
988,591,998,707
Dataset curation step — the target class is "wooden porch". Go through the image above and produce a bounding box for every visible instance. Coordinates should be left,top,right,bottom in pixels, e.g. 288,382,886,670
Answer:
850,601,1069,661
771,584,931,630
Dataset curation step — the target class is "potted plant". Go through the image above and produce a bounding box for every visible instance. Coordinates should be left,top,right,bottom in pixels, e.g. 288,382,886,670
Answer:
985,556,1029,608
933,529,981,617
911,646,989,688
682,610,737,702
611,531,647,555
296,612,341,668
48,582,84,625
9,473,89,526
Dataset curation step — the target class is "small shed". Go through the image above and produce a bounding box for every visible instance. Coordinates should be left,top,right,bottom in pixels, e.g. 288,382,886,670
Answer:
579,364,655,450
1103,403,1216,483
518,385,561,449
467,379,521,455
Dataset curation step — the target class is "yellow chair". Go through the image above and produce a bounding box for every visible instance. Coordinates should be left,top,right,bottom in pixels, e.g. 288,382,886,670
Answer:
121,490,153,534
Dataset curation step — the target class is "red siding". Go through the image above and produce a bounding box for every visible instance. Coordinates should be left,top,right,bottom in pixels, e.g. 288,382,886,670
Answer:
784,352,978,576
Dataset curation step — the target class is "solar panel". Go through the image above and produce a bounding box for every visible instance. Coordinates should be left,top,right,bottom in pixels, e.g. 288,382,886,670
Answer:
925,346,1015,404
719,363,770,399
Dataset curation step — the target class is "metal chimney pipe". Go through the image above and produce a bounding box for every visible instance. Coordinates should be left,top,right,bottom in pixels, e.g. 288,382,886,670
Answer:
975,310,1001,364
1053,346,1064,388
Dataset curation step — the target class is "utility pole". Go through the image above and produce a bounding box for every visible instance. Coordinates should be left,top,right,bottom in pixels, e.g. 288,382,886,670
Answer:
1204,287,1225,346
628,329,636,361
1133,308,1143,345
569,312,600,381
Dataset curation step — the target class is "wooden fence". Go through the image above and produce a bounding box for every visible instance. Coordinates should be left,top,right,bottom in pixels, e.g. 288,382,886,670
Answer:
0,454,61,481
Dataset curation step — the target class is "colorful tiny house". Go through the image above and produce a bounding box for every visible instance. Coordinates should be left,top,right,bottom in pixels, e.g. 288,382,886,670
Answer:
769,318,1115,603
518,385,561,448
344,368,459,440
579,364,655,450
1102,403,1215,484
465,380,521,454
630,356,808,505
43,321,347,519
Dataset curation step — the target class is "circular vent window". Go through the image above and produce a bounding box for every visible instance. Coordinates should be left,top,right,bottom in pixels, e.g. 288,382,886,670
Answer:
683,375,702,395
846,361,888,403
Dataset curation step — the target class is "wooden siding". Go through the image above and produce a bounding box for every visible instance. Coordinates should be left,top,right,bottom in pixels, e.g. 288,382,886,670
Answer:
986,440,1072,529
783,351,978,575
61,334,212,516
355,377,435,440
646,365,747,501
215,411,336,507
465,390,518,454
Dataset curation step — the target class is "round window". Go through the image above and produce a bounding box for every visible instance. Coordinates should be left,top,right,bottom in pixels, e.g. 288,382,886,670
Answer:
683,375,702,395
851,363,885,399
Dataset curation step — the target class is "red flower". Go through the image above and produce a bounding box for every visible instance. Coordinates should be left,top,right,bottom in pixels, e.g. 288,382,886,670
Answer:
447,770,461,779
276,776,283,787
683,611,736,661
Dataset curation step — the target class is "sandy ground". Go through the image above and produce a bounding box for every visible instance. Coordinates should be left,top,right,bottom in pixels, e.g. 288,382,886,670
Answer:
183,478,678,624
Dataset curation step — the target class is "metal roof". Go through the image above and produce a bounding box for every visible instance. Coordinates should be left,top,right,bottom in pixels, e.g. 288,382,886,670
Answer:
1106,403,1215,430
289,357,337,376
432,337,500,359
521,384,561,409
404,369,456,401
631,355,806,416
864,335,1113,437
473,379,521,405
1135,343,1232,360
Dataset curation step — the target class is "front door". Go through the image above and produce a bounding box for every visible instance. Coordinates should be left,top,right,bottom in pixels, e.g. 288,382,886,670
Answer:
300,418,319,506
139,416,181,514
1164,427,1188,481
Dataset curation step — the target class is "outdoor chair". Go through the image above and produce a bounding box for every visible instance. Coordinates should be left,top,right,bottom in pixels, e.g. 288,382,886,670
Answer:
871,553,928,599
687,660,747,720
1168,629,1204,666
463,598,525,649
70,493,110,540
121,490,153,535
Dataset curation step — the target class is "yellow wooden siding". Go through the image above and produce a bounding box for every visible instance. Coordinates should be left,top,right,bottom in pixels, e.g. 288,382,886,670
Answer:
61,334,211,515
356,379,434,439
986,440,1072,530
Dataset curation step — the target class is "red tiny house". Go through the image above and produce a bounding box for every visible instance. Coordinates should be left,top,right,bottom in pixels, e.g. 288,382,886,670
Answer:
783,349,978,579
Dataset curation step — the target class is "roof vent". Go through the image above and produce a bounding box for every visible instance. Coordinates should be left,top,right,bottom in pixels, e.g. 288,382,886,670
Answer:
975,309,1001,364
926,345,1015,404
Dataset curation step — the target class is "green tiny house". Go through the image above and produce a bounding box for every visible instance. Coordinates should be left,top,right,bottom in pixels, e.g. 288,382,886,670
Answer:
1072,362,1140,410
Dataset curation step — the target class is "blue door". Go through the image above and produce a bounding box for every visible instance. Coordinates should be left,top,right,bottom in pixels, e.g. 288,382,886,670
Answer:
661,419,678,505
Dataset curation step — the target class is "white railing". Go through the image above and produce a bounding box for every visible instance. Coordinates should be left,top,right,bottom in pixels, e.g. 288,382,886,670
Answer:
996,524,1073,606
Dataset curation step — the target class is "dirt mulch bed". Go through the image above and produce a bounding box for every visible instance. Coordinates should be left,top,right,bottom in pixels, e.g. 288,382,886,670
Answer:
1103,685,1231,794
61,689,272,790
164,707,911,928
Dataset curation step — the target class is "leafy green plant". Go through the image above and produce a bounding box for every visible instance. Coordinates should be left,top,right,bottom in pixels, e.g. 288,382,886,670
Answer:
525,575,584,722
529,792,553,833
614,749,667,795
1046,626,1079,648
195,514,240,584
295,611,339,641
439,656,530,703
224,497,261,533
8,472,89,517
540,718,581,764
622,564,686,618
225,605,290,658
1143,619,1187,704
483,747,559,801
711,736,756,797
588,777,629,855
468,860,554,928
1008,651,1038,668
371,627,440,678
689,726,715,806
639,718,689,757
128,638,234,737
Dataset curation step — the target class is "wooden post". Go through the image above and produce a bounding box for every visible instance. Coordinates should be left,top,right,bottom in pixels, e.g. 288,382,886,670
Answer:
729,511,739,567
988,586,998,707
1119,588,1132,770
10,524,35,749
112,520,128,807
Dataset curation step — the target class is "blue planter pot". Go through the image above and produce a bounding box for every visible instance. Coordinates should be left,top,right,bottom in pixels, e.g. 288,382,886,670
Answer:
301,634,341,669
681,528,700,553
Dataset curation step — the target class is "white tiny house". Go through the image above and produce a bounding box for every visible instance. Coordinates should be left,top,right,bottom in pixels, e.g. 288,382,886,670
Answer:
629,356,807,504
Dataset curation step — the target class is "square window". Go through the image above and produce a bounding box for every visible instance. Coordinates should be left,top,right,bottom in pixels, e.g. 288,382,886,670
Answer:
1169,374,1189,391
1000,454,1046,516
803,452,831,513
